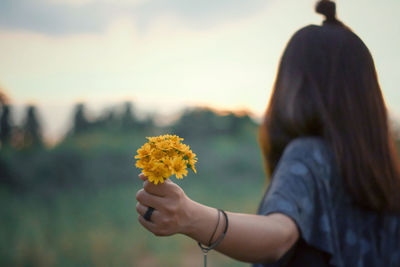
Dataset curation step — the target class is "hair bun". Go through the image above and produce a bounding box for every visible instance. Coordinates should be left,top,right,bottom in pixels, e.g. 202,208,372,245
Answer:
316,0,336,22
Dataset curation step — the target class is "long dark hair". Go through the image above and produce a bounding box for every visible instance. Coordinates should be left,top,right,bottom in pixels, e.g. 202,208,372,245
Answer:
259,0,400,212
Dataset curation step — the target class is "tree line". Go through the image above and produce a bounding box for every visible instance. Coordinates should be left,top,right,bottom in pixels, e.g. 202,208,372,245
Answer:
0,101,256,151
0,90,258,193
0,101,155,150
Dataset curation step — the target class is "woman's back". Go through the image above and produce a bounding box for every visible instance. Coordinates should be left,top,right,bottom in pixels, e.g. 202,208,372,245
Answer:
256,137,400,267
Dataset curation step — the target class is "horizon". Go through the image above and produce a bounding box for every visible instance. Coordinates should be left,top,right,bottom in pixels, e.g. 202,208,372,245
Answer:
5,100,263,144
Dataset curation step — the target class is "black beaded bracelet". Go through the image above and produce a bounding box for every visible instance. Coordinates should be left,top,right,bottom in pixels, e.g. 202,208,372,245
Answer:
198,209,229,253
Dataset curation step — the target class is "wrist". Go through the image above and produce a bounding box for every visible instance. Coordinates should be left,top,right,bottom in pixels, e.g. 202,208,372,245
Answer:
180,197,201,236
180,198,218,245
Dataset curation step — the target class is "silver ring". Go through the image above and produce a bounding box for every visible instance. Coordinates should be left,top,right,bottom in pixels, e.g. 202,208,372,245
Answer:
144,207,155,221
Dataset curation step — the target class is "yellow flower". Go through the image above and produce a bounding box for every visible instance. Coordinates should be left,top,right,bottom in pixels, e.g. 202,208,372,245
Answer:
152,149,165,160
191,166,197,174
157,139,172,151
186,151,197,161
166,149,178,157
170,141,183,151
135,154,151,169
135,134,198,184
162,157,173,169
135,143,152,159
146,136,162,143
179,144,190,153
164,134,184,142
147,162,172,185
171,156,188,179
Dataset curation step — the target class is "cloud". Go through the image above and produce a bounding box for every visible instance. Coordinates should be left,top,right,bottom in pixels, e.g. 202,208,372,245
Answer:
0,0,112,35
134,0,269,30
0,0,269,35
47,0,149,7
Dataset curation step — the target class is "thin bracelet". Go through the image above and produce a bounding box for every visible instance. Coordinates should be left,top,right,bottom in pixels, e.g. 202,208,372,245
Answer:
207,209,221,246
198,209,229,253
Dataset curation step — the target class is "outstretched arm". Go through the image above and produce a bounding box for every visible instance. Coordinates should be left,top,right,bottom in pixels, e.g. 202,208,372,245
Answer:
136,173,299,264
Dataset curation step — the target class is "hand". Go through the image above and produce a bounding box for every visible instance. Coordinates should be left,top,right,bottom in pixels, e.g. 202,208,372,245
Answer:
136,173,194,236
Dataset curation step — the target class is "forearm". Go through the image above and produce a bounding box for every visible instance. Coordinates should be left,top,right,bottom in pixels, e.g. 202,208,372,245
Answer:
136,177,299,263
183,200,298,263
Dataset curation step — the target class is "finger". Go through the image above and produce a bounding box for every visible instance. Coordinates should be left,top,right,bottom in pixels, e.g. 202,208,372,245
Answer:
136,202,147,216
136,202,160,220
143,178,177,195
138,215,158,234
136,203,161,223
143,180,172,196
139,173,148,181
136,189,164,209
164,179,173,184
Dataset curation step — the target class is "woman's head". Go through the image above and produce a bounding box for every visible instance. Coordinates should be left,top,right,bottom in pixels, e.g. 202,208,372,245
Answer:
260,0,400,212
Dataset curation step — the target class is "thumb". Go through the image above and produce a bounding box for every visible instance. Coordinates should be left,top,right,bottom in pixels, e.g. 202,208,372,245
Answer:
138,173,148,181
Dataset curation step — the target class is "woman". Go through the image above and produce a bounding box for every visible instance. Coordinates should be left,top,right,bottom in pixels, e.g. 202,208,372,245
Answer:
135,1,400,266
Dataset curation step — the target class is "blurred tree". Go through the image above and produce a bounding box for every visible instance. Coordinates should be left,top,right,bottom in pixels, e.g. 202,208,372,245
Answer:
0,90,17,187
225,113,240,134
171,107,258,139
172,108,216,138
227,113,256,136
121,102,136,130
0,105,12,147
73,103,90,134
22,105,43,148
91,108,118,130
0,155,17,187
143,115,155,130
104,109,117,129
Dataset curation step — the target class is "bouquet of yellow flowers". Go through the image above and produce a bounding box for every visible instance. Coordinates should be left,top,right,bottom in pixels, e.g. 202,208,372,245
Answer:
135,134,198,185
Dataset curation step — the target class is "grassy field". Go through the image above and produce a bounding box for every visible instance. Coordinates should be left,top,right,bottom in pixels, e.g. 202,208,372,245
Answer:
0,179,266,267
0,126,268,266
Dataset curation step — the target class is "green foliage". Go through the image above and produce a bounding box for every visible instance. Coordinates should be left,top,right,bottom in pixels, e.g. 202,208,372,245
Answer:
172,108,257,139
0,181,262,266
22,105,43,148
0,105,12,146
0,105,267,266
121,102,138,130
72,103,90,135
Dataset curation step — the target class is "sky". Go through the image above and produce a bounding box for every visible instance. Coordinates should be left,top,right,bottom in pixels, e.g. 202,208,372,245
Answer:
0,0,399,142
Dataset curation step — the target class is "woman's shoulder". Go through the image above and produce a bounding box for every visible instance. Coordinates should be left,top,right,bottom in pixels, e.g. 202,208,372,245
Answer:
282,136,332,164
278,136,338,185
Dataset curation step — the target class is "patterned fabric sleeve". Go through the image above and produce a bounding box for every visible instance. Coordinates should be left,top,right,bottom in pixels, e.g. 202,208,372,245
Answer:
257,138,338,265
